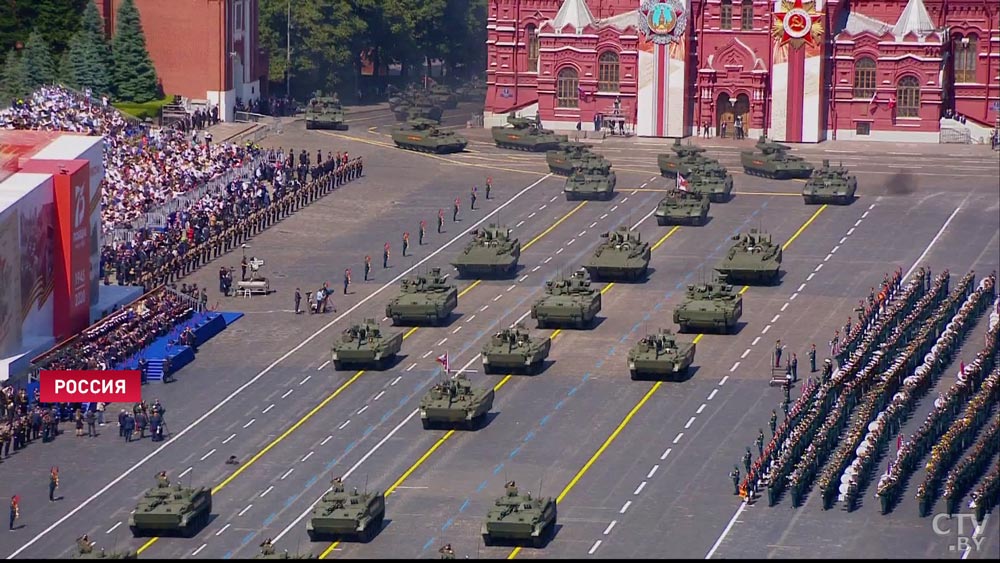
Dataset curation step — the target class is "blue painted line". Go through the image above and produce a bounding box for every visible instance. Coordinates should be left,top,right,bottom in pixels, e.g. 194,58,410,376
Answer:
595,360,604,369
567,386,578,396
242,532,255,545
582,372,590,381
509,446,521,459
675,281,685,289
305,476,318,489
477,479,489,492
364,425,374,437
442,517,455,531
619,334,628,343
654,302,663,311
459,498,470,513
524,430,536,442
493,463,504,475
540,414,551,426
325,458,338,471
423,538,436,551
224,551,233,559
555,399,565,410
344,441,356,455
381,411,391,423
285,494,297,508
476,330,484,338
608,346,616,355
399,397,407,407
631,322,641,332
643,313,651,321
263,512,277,526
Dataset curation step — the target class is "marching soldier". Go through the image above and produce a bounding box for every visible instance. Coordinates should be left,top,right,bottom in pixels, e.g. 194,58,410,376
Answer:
364,255,372,281
742,448,752,473
485,176,492,199
49,467,59,502
755,429,765,457
453,197,460,222
402,232,410,257
729,467,740,495
419,220,427,245
809,343,817,372
769,409,777,436
383,243,390,269
470,186,478,210
343,268,351,295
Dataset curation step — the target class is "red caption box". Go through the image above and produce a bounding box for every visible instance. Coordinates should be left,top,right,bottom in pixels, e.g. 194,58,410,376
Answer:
39,370,142,403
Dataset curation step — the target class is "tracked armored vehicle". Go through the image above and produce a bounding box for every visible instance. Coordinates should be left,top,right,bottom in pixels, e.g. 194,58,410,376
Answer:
741,136,814,179
715,229,783,285
584,226,651,282
673,280,744,334
658,138,713,178
419,373,494,430
306,478,385,543
391,119,467,154
394,99,443,123
564,164,616,201
73,537,137,559
481,481,557,548
385,268,458,326
492,114,567,151
481,324,550,375
128,474,211,538
331,319,403,370
531,269,602,329
304,94,347,131
451,224,520,278
803,159,858,205
655,189,710,226
429,84,459,109
688,161,735,203
545,142,611,176
627,329,697,380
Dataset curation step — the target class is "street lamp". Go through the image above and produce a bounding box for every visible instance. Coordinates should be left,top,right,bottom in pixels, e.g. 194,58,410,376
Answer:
286,0,292,99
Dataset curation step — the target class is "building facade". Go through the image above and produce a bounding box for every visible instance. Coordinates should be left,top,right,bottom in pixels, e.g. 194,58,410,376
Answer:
485,0,1000,142
97,0,268,121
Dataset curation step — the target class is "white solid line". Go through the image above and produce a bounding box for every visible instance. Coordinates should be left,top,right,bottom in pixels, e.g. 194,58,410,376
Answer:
200,449,216,461
260,486,274,498
357,405,369,415
391,376,401,386
685,417,696,429
437,337,449,346
631,207,658,230
790,292,799,300
807,273,815,281
281,389,293,399
515,220,525,228
720,375,729,386
515,310,532,326
262,404,275,414
780,302,789,312
373,391,385,401
494,293,504,301
706,502,748,559
179,466,193,478
105,522,121,535
589,540,602,555
466,314,476,322
847,227,855,235
531,266,540,272
299,375,311,385
519,275,528,282
452,325,462,334
771,314,780,323
243,418,256,428
611,205,619,212
507,284,516,291
238,504,253,517
301,451,314,462
339,420,351,430
216,523,231,536
730,362,740,373
697,403,706,414
839,237,847,244
634,481,647,495
422,350,433,358
5,174,561,561
647,465,659,479
192,544,207,556
751,336,761,346
590,222,598,228
903,206,961,281
814,263,823,272
604,521,617,535
762,325,771,334
661,448,672,460
320,435,333,446
831,245,840,254
673,432,684,444
281,468,295,480
579,230,587,237
740,349,751,359
620,500,632,513
797,283,807,292
708,389,719,401
555,248,564,254
600,213,608,220
567,238,575,246
406,363,417,372
317,360,330,371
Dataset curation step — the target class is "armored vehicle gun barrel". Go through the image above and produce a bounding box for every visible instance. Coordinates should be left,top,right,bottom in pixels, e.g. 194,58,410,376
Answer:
451,224,521,278
481,482,557,548
584,226,651,282
331,319,403,370
481,324,551,375
306,478,385,542
531,269,602,329
627,328,697,380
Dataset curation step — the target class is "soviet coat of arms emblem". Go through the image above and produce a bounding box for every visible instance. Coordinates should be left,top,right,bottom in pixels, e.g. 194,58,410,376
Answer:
638,0,688,44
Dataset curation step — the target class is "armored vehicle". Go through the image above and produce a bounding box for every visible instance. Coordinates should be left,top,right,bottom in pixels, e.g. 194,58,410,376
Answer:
128,474,212,538
545,142,611,176
419,373,494,430
688,161,735,203
331,319,403,370
481,481,557,548
564,164,617,201
741,136,814,179
481,324,551,375
385,268,458,326
715,229,783,285
627,328,697,380
304,94,347,131
391,119,468,154
672,280,743,333
657,138,711,178
73,536,137,559
394,98,443,123
803,159,858,205
584,226,651,282
306,478,385,542
429,84,459,109
254,540,315,559
492,114,567,151
451,224,521,278
655,189,710,226
530,269,602,329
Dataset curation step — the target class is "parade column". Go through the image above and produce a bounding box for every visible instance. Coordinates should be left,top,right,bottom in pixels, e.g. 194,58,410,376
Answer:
769,0,825,143
636,0,689,138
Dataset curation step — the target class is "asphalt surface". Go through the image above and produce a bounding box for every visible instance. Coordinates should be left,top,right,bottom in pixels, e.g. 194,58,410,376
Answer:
1,103,997,560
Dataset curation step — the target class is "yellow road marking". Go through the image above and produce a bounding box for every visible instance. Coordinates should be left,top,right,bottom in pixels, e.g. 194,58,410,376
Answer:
651,226,681,251
523,202,587,251
783,205,826,250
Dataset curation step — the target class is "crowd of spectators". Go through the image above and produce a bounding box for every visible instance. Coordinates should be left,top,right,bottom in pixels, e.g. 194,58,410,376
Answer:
235,96,298,117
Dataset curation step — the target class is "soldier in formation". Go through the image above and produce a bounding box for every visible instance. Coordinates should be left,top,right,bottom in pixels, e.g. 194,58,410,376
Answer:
729,467,740,495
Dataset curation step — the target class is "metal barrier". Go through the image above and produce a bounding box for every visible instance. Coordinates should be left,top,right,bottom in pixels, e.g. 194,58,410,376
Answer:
940,127,972,144
234,111,272,123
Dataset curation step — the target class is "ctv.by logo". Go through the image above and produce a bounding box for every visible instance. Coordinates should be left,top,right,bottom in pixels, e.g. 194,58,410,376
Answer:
932,513,990,553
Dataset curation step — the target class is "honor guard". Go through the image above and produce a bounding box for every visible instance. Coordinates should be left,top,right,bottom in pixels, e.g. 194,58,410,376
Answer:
419,220,427,245
402,232,410,257
470,186,477,210
485,176,492,199
774,339,783,367
364,255,372,281
742,448,752,473
769,409,777,436
383,243,391,269
729,467,740,495
343,268,351,295
790,353,798,382
755,429,765,456
438,209,445,233
809,343,817,372
453,198,460,222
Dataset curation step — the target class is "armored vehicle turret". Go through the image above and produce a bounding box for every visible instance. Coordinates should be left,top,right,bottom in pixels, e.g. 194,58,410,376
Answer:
394,98,443,123
481,324,551,375
481,481,557,548
655,189,710,226
687,161,734,203
715,229,783,285
428,84,459,109
741,136,814,179
306,478,385,542
657,138,710,178
73,536,137,559
584,226,651,282
492,114,567,151
391,119,468,154
545,142,612,176
385,268,458,326
128,473,212,538
419,373,494,430
530,269,602,329
331,319,403,370
627,328,696,380
564,164,617,201
305,94,347,131
673,280,743,333
803,159,858,205
451,224,521,278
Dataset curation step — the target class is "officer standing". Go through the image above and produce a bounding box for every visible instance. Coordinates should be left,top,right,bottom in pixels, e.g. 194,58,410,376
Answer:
485,176,492,199
809,343,817,372
791,353,798,382
470,187,478,210
294,288,302,314
383,243,390,269
402,232,410,257
419,220,427,245
729,467,740,495
49,467,59,502
769,409,777,436
343,268,351,295
755,429,765,456
364,255,372,281
452,198,460,222
9,495,18,531
774,339,783,367
438,209,445,233
742,448,752,473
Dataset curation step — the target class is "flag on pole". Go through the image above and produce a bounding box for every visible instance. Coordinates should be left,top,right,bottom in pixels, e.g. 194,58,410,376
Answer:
435,352,450,373
868,91,878,112
887,95,897,111
677,174,689,192
896,434,902,451
577,85,588,102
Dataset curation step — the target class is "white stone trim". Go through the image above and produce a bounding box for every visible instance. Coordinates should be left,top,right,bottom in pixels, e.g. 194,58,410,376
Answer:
831,128,940,143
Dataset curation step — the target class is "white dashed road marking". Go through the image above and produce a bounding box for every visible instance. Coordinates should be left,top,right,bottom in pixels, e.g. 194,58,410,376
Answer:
620,500,632,514
647,465,659,478
238,504,253,517
708,389,718,400
243,418,255,428
105,522,121,535
634,481,647,495
223,433,236,444
262,404,275,414
685,417,696,429
260,486,274,498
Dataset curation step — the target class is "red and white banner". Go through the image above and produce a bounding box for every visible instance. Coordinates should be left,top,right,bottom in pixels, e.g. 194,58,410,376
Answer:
435,352,450,373
677,174,689,192
39,370,142,403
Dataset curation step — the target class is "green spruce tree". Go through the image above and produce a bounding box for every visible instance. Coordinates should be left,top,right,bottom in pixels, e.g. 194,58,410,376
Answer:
0,49,29,103
68,0,112,94
111,0,158,102
21,30,56,89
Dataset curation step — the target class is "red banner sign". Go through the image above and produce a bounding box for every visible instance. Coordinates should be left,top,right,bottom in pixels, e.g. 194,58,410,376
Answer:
39,370,142,403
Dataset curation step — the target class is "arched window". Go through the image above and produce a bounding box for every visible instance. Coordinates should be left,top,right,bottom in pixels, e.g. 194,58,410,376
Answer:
741,0,754,30
852,57,876,99
954,34,977,83
526,25,539,72
557,67,579,108
721,0,733,30
896,76,920,118
598,51,620,92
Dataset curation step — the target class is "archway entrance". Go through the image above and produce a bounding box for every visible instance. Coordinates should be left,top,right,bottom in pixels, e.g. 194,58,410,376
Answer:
716,93,735,138
734,93,750,139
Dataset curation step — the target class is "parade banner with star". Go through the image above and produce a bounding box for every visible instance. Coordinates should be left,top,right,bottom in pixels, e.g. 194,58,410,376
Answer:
636,0,690,137
770,0,826,143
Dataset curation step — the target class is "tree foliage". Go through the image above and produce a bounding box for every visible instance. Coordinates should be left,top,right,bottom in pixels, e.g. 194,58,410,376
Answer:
111,0,159,102
21,31,56,90
68,0,113,95
0,0,87,57
0,49,29,102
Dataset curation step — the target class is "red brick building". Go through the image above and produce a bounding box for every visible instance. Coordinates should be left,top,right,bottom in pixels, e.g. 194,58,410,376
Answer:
485,0,1000,143
97,0,268,121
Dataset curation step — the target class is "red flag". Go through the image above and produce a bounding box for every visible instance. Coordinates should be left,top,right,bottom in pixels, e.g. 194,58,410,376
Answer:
436,352,449,372
677,174,689,192
896,435,902,450
887,95,897,110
